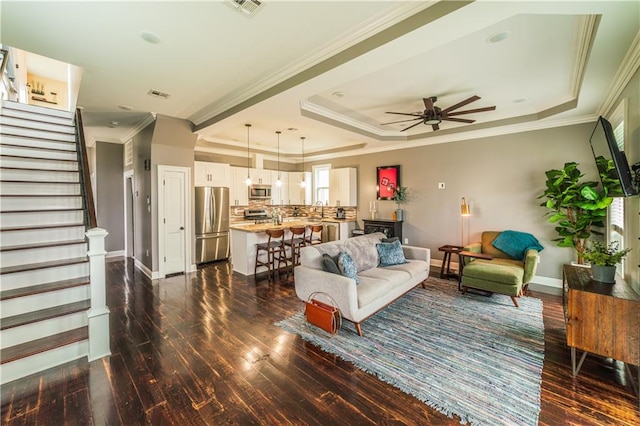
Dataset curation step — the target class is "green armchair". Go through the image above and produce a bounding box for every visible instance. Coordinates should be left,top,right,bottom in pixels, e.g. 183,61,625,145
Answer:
458,231,540,307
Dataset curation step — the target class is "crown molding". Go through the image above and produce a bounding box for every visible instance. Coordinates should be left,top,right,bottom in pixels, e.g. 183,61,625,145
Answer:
118,113,156,143
597,30,640,117
570,15,599,97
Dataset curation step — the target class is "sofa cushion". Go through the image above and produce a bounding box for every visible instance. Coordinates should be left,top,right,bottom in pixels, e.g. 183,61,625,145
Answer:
376,240,408,266
384,259,429,279
357,268,411,307
343,233,384,272
463,259,524,286
338,251,359,283
299,242,343,270
321,253,341,275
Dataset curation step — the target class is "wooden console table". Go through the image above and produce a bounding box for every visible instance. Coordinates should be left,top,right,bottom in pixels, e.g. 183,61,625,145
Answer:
563,264,639,399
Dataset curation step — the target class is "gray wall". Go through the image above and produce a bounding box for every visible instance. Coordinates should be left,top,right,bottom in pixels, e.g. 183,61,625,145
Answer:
95,142,124,252
132,122,154,270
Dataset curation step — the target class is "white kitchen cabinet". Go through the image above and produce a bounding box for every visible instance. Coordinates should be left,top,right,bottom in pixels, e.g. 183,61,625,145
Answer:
288,171,311,205
230,166,249,206
250,168,271,185
329,168,357,206
194,161,231,187
271,171,288,205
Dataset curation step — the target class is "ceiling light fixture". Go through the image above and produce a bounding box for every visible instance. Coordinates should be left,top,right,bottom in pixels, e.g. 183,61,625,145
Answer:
245,124,252,186
275,131,282,187
140,31,161,44
487,31,511,44
332,91,345,98
300,136,306,188
118,105,133,111
109,121,119,128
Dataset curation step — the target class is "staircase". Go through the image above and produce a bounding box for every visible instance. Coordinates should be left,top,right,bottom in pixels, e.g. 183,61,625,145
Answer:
0,101,104,385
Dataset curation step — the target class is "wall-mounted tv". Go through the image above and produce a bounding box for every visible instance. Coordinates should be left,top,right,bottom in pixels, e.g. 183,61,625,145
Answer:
588,116,638,197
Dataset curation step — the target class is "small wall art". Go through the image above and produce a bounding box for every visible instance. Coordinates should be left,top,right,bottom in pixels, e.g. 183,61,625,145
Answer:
376,165,400,200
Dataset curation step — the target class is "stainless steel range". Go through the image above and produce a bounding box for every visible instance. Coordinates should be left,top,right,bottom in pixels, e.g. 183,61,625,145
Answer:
244,208,270,224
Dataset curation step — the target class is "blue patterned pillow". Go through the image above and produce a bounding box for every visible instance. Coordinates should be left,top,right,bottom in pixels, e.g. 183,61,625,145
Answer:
376,240,408,267
337,251,359,284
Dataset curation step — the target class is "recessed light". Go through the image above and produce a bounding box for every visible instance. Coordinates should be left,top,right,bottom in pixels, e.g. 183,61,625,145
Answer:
118,105,133,111
332,91,345,98
140,31,161,44
287,127,298,131
513,98,526,103
487,31,511,44
109,121,119,128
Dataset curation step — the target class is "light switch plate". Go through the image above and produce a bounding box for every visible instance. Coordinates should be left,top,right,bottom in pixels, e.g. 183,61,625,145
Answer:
438,182,445,189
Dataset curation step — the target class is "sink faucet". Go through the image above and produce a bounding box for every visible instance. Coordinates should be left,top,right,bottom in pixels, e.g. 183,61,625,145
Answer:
315,201,324,218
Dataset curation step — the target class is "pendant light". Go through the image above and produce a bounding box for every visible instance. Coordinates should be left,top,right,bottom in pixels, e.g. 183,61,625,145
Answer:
275,131,282,187
245,124,252,186
300,136,306,188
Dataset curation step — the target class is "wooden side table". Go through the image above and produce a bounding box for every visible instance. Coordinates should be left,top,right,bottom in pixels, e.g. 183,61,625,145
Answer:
438,245,464,281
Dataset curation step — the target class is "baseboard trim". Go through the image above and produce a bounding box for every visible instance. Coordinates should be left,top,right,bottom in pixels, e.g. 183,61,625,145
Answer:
106,250,124,258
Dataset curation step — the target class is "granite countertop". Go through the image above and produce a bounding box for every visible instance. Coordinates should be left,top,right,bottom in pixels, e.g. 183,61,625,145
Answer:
229,217,356,233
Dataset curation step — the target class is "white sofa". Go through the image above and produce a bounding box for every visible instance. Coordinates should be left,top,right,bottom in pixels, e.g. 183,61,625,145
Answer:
294,232,431,336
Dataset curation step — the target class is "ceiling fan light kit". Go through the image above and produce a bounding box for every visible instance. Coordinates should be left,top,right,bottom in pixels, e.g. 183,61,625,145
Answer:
382,96,496,132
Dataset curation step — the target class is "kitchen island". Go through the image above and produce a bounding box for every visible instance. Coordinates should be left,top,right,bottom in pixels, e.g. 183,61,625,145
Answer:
229,218,356,276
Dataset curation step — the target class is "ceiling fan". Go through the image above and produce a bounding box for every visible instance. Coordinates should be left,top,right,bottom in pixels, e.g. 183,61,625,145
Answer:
381,96,496,132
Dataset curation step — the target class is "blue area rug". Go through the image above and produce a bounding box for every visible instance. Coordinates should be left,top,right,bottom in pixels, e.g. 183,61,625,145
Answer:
276,278,544,426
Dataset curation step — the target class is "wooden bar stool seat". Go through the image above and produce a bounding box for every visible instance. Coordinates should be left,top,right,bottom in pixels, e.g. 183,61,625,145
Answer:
254,228,289,281
305,224,324,246
284,226,307,267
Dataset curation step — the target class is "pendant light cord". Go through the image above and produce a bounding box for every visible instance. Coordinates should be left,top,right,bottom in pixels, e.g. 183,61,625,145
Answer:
245,124,251,179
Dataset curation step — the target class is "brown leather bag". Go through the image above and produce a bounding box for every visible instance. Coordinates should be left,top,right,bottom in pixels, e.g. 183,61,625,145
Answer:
305,293,341,335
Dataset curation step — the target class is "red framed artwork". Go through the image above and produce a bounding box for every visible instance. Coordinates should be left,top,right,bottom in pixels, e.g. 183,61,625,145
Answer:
377,165,400,200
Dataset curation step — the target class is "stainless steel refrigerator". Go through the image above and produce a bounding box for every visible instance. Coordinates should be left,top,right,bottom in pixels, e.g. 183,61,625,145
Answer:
195,187,230,263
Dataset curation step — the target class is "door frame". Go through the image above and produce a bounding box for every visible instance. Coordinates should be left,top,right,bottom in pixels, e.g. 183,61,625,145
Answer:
123,169,135,259
157,165,192,278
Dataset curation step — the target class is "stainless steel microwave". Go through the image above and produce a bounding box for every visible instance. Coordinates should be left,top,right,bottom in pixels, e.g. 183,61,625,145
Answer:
249,184,271,199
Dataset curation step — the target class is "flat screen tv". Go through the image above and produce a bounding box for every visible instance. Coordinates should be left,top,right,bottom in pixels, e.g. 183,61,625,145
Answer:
588,116,638,197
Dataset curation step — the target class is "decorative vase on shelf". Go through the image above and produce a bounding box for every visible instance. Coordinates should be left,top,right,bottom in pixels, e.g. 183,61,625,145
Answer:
590,265,616,284
396,208,404,221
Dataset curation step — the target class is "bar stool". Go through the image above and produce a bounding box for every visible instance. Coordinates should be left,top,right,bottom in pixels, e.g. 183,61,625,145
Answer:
285,226,307,267
305,224,324,245
254,228,289,281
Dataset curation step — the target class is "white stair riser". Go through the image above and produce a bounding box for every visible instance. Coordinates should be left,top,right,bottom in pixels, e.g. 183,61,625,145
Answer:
0,182,80,196
0,156,79,171
1,108,74,126
0,311,88,349
1,101,74,119
0,168,79,182
1,262,89,291
1,225,85,246
0,116,75,135
0,127,76,143
0,339,88,385
0,210,83,227
0,145,77,161
1,243,88,268
1,196,82,211
1,286,89,319
1,134,76,151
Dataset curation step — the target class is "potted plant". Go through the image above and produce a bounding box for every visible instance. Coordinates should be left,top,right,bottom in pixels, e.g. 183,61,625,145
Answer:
582,240,631,283
392,186,407,221
538,162,613,263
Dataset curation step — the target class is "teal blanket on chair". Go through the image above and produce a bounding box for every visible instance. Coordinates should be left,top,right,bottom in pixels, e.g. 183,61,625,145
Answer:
492,230,544,260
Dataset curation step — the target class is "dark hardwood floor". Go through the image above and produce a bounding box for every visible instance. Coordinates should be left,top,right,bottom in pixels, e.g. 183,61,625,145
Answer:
2,257,638,425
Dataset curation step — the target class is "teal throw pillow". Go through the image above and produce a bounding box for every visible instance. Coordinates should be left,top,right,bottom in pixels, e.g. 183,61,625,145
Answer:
376,240,408,267
337,251,359,283
321,253,341,275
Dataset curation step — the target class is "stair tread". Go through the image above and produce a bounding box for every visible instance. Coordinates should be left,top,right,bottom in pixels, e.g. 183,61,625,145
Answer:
0,276,90,301
1,223,84,232
0,208,83,214
0,141,76,153
0,194,81,198
1,300,91,330
0,257,88,275
0,239,86,252
0,154,77,163
0,166,79,173
0,327,88,364
0,122,76,135
0,180,79,184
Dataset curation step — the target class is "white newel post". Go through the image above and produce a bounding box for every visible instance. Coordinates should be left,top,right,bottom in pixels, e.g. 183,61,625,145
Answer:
85,227,111,361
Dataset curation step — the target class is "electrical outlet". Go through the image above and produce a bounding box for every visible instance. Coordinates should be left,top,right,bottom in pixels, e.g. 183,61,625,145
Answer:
404,238,409,244
438,182,445,189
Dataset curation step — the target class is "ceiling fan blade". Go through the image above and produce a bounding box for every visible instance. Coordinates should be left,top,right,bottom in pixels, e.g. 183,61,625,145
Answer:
400,121,425,132
446,106,496,116
423,97,435,113
441,95,480,114
431,123,440,131
381,118,422,125
442,117,475,123
385,111,423,117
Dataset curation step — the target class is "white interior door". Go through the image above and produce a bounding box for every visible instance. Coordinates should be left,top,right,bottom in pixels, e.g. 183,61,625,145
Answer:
162,169,186,275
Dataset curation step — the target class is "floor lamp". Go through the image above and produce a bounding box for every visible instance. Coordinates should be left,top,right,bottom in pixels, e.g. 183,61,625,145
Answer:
460,197,471,246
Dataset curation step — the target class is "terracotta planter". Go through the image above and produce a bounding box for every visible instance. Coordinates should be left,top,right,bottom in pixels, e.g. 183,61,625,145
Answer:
591,265,616,283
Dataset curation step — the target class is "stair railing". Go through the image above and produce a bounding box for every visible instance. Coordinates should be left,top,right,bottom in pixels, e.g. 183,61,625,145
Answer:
74,108,111,361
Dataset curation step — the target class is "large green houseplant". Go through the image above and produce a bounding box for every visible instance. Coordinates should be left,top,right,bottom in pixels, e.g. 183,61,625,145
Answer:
538,162,613,263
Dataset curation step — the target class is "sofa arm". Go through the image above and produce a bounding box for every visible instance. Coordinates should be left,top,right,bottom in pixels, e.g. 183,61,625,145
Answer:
464,242,482,253
402,245,430,263
294,266,359,321
523,249,539,284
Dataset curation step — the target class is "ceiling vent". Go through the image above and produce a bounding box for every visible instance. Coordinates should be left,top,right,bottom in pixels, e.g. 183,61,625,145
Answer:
226,0,264,18
147,89,170,99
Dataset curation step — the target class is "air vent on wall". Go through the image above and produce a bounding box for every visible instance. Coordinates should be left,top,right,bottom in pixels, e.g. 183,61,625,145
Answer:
226,0,264,18
147,89,170,99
